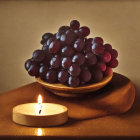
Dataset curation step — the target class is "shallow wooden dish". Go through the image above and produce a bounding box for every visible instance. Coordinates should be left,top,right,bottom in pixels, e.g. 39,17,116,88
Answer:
36,73,113,97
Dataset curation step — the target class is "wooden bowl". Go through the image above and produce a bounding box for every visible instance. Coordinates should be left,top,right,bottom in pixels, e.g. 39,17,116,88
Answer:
36,73,113,97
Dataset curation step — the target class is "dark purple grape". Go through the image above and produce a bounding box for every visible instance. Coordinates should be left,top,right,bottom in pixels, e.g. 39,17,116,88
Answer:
46,37,55,46
79,26,90,37
58,70,69,83
42,33,54,40
92,69,103,82
60,34,66,44
49,40,61,54
58,26,70,33
46,70,57,83
104,67,113,76
61,46,74,57
108,59,118,68
68,76,80,87
83,42,92,54
70,20,80,30
92,43,105,55
92,37,104,44
68,64,81,76
101,51,111,63
80,69,91,82
25,59,36,71
56,32,62,40
40,39,47,45
50,57,61,68
104,44,112,51
42,54,53,66
62,57,72,69
96,62,106,71
110,49,118,59
39,66,48,79
74,30,82,38
72,53,85,65
85,38,93,44
85,53,97,66
32,50,45,62
28,64,39,77
73,38,85,52
65,29,76,45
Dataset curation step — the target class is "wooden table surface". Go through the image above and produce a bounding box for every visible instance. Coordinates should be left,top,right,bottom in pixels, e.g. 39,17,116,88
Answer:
0,79,140,140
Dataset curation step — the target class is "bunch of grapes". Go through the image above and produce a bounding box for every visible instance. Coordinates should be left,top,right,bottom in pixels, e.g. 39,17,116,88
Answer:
25,20,118,87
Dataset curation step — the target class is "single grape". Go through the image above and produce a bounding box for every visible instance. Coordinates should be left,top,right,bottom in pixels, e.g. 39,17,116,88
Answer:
96,62,106,71
92,37,104,44
25,59,36,71
46,70,57,83
46,37,55,46
85,53,97,66
39,66,48,79
65,29,76,45
49,40,61,53
110,49,118,59
58,26,70,33
74,30,82,38
58,70,69,83
56,32,62,40
28,64,39,77
79,26,90,37
101,51,111,63
60,34,66,44
80,69,91,82
32,50,45,62
92,69,103,82
61,46,74,57
68,64,81,76
72,53,85,65
92,43,105,55
108,59,118,68
68,76,80,87
73,38,85,52
40,39,47,45
70,20,80,30
62,57,72,69
104,44,112,51
42,33,54,40
104,67,113,76
50,57,61,68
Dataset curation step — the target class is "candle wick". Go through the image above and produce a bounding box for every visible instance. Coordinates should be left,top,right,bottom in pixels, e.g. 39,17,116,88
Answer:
39,109,41,114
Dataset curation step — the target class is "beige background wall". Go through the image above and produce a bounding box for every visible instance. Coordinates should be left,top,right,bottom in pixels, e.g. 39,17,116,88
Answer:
0,0,140,93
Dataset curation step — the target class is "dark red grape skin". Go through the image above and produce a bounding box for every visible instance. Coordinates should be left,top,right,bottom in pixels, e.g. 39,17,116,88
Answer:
80,69,91,82
101,51,111,63
50,57,61,68
73,39,85,52
104,44,112,51
92,69,103,82
49,40,61,54
68,76,80,87
62,57,72,69
104,67,113,76
72,53,85,65
58,70,69,83
92,43,105,55
79,26,90,37
110,49,118,59
46,70,57,83
96,62,106,71
28,64,39,77
85,53,97,66
65,29,76,45
70,20,80,30
68,64,81,76
92,37,104,44
32,50,45,62
108,59,118,68
61,46,74,57
39,66,48,79
58,26,70,33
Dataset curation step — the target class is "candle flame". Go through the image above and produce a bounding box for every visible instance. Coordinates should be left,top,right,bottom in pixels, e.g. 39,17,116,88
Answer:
38,94,42,104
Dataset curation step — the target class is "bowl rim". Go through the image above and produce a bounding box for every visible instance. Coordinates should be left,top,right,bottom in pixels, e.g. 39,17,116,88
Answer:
36,73,113,91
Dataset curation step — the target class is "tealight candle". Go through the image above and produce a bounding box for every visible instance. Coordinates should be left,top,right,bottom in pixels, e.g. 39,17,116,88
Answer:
12,94,68,127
